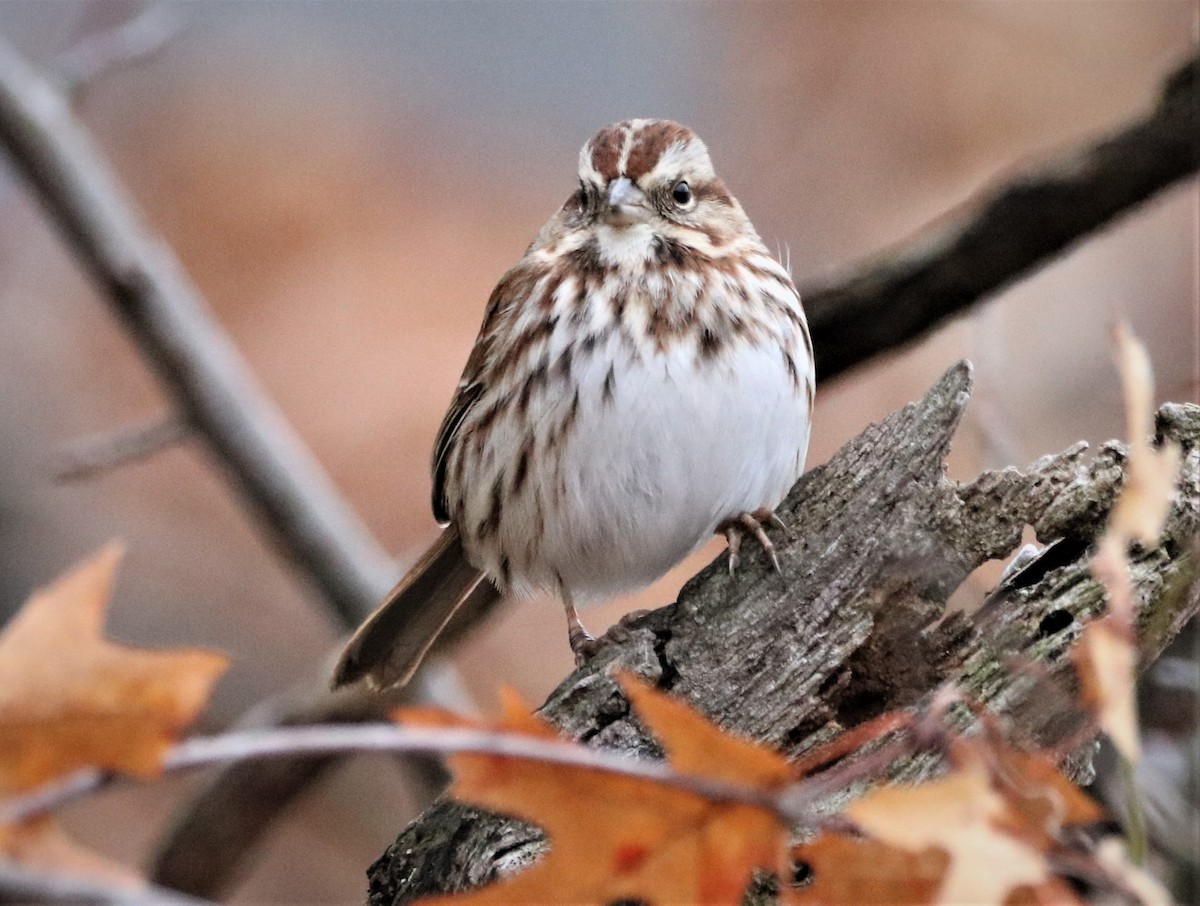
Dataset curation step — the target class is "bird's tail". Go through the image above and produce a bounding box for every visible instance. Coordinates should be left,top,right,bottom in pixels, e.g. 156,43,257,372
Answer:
332,526,498,691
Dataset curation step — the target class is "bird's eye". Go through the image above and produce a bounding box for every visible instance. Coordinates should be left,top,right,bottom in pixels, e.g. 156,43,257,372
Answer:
671,180,692,205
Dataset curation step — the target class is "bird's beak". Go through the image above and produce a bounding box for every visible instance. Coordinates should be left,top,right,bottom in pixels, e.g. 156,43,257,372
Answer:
606,177,650,225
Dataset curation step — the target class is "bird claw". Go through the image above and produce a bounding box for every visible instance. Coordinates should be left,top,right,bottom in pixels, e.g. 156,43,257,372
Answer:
564,593,602,666
720,509,787,575
569,628,602,666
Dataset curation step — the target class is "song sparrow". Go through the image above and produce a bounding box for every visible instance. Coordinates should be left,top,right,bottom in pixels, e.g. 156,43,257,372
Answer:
334,119,814,691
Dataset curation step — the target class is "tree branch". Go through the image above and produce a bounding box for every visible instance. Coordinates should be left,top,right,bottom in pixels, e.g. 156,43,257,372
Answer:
369,366,1200,903
55,3,184,102
804,54,1198,381
0,36,395,629
52,414,189,482
4,725,785,828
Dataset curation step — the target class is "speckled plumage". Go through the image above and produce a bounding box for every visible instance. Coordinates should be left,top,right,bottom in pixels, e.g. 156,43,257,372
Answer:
336,119,814,690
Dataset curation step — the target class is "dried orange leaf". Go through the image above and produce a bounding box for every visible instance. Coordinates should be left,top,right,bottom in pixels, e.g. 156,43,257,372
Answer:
1108,324,1181,547
790,834,948,904
1004,879,1088,906
0,544,228,792
404,676,792,906
619,672,793,787
1073,614,1139,761
1077,325,1179,764
987,740,1105,836
846,756,1048,905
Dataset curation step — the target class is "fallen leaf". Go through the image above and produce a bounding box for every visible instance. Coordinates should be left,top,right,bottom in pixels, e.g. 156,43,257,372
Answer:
1004,878,1089,906
1107,324,1182,548
790,834,948,904
1073,613,1140,762
619,674,793,787
1076,325,1180,763
398,675,795,906
983,737,1105,840
846,753,1050,905
0,544,228,793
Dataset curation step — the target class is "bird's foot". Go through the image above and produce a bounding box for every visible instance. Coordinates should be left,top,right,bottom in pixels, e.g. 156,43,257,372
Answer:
720,508,791,574
564,595,602,666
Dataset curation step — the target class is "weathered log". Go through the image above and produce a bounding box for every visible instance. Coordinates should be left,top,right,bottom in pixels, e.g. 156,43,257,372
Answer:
367,362,1200,904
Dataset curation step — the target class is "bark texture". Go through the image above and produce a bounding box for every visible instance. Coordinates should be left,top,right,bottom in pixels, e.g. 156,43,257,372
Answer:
366,362,1200,905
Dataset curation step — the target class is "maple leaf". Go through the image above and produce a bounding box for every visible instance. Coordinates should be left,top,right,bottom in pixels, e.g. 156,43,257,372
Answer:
0,543,229,793
792,727,1108,906
842,754,1050,905
790,834,948,905
398,674,796,906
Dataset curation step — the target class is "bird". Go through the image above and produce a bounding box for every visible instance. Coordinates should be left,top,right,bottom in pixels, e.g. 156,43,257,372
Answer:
333,119,814,691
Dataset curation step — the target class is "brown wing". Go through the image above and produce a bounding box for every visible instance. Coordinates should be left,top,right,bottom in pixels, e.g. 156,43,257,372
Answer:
431,380,483,524
428,260,540,524
331,525,498,690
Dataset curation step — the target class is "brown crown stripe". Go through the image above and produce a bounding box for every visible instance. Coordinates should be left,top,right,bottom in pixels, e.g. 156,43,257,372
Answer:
587,120,697,183
624,121,695,180
587,123,626,182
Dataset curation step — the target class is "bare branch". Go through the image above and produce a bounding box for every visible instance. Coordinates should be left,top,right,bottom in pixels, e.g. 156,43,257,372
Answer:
55,4,183,102
804,54,1199,382
0,36,396,628
52,415,189,483
2,724,789,828
146,672,447,900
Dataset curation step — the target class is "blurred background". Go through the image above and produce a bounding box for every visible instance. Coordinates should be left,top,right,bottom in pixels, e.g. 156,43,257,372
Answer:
0,1,1194,902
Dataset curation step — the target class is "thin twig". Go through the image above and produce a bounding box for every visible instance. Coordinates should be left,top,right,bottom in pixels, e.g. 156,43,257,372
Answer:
147,668,455,898
52,415,189,483
803,55,1198,382
790,710,914,777
0,36,396,628
55,3,183,102
0,723,790,826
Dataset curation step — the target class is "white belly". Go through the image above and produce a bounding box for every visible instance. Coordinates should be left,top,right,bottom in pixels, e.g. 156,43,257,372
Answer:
500,333,811,601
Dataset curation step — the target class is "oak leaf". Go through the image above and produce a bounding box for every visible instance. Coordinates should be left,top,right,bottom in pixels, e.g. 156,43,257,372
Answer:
398,673,796,906
0,543,228,794
790,834,948,905
842,752,1050,905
